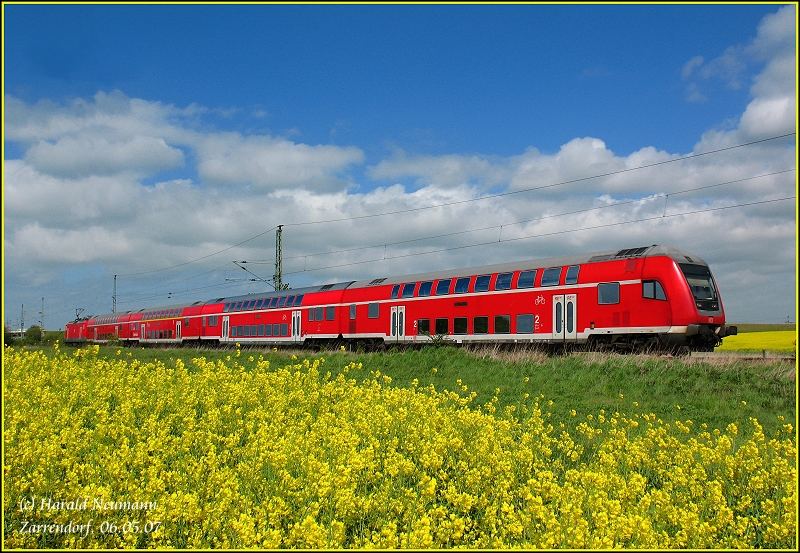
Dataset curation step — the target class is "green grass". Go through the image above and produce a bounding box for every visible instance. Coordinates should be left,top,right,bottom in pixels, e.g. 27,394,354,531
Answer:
34,343,795,436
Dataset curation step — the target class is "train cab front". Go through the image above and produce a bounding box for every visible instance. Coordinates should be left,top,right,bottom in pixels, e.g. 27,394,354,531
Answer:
678,262,737,350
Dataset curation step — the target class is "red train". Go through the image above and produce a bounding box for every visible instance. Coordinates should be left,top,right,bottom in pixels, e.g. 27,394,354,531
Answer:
64,245,737,352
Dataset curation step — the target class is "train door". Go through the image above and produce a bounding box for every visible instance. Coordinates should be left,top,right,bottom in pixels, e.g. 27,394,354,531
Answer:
291,311,302,343
552,294,577,341
140,324,145,341
390,306,406,342
176,321,181,342
222,316,229,342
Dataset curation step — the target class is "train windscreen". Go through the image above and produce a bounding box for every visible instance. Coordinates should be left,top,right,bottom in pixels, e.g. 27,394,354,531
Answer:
679,263,719,311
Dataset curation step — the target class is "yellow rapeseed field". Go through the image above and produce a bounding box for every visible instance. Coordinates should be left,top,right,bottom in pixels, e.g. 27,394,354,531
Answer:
3,344,797,549
718,330,796,352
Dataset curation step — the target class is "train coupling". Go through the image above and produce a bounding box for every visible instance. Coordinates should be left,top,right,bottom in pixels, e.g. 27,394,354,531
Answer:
686,324,737,337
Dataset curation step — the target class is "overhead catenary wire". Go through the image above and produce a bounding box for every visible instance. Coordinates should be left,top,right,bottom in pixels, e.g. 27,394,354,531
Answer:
112,132,795,277
100,194,796,311
282,132,796,227
280,196,795,276
240,168,795,265
115,226,278,277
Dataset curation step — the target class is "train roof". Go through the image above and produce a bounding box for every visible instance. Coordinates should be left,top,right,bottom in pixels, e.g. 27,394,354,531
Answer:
349,244,708,287
87,244,707,319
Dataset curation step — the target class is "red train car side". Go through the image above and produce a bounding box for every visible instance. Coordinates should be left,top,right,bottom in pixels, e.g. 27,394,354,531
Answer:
65,245,737,352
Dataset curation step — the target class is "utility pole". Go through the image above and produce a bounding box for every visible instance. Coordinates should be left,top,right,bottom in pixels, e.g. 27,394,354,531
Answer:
113,274,117,314
20,304,24,334
273,225,286,291
39,297,44,331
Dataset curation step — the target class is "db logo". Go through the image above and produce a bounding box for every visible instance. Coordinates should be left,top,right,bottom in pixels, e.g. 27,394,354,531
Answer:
535,295,546,305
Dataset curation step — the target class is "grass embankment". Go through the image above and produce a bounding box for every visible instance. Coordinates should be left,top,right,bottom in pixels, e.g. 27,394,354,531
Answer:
31,343,795,435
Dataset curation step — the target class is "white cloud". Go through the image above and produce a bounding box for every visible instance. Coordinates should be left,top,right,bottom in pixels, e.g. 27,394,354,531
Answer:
681,55,704,79
370,152,509,189
25,135,184,178
738,96,796,138
681,5,795,103
9,224,134,264
195,133,364,191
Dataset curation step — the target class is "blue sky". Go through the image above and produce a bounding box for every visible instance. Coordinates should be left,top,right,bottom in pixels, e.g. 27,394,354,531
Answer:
6,4,775,155
3,3,796,327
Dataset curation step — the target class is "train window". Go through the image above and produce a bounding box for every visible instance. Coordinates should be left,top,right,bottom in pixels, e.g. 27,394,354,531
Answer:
598,282,620,304
308,309,315,322
294,295,304,306
281,324,288,336
517,270,536,288
368,303,379,318
517,314,534,333
435,279,452,295
269,297,279,308
271,324,279,336
418,281,433,296
257,325,264,336
391,285,401,299
643,280,667,300
286,296,295,307
418,319,431,335
475,275,491,292
278,297,287,308
350,304,357,319
541,267,561,287
246,300,255,310
265,325,272,336
565,265,580,285
315,307,324,320
455,277,470,294
184,318,190,327
401,283,416,298
454,317,468,334
256,299,265,309
251,325,258,336
494,315,511,334
209,316,218,326
474,316,489,334
495,272,513,291
326,306,336,320
435,318,449,334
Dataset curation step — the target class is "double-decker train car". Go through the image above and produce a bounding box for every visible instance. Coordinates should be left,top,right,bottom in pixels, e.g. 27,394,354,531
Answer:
64,245,737,352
